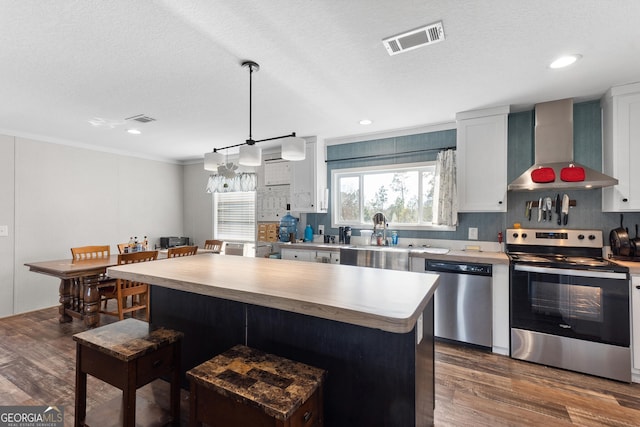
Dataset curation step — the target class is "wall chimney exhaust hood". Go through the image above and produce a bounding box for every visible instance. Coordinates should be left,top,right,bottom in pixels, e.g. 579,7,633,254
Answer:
508,98,618,191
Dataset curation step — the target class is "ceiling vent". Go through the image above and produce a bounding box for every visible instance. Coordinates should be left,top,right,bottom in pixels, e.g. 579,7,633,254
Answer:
382,21,445,56
125,114,156,123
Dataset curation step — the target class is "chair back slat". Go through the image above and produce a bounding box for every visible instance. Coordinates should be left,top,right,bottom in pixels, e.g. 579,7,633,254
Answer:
117,250,159,264
167,245,198,258
204,240,225,253
71,245,110,260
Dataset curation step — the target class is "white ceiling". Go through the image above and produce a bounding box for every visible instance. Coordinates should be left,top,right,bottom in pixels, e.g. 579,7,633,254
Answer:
1,1,639,163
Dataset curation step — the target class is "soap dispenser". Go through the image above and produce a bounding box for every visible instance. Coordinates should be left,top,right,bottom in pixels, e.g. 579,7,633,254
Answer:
304,224,313,242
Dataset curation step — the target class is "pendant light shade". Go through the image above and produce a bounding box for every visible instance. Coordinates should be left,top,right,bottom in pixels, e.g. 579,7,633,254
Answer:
281,136,306,161
239,144,262,166
204,150,225,171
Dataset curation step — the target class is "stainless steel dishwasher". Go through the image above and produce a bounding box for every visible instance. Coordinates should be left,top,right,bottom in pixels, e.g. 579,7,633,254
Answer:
424,259,492,348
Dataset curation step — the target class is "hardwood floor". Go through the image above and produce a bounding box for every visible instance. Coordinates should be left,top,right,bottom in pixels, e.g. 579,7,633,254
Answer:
1,306,639,426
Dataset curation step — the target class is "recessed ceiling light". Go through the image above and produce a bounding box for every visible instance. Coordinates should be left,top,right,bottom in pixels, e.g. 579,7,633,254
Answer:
127,129,141,135
359,119,372,125
549,54,582,69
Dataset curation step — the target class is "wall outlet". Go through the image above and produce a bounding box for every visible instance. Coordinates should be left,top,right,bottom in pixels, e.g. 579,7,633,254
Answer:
318,225,325,235
0,225,8,237
468,227,478,240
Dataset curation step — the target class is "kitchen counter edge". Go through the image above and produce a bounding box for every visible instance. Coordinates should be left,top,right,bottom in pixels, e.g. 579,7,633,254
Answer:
283,242,509,265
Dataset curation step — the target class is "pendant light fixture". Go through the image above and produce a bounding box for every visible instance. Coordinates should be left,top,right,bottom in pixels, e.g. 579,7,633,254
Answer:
204,60,306,170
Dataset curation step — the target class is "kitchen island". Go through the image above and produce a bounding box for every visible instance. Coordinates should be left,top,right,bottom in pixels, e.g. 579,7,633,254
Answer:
107,254,438,426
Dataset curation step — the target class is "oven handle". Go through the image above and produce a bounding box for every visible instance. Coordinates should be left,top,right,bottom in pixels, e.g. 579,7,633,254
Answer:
513,264,628,280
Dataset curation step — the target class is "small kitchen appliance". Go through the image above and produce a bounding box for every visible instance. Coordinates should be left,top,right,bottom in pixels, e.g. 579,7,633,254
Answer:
159,236,190,249
506,228,631,382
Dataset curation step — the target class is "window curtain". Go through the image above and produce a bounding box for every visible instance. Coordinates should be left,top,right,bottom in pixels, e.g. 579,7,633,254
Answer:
206,173,257,193
434,149,458,226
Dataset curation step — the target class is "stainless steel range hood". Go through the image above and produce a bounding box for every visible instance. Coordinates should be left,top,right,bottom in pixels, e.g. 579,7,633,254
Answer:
507,98,618,191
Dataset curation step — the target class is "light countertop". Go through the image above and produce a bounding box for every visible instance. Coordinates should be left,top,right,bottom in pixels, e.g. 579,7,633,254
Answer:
282,242,510,265
107,254,438,334
611,259,640,275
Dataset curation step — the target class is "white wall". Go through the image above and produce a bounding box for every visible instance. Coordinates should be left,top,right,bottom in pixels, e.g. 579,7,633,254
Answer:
0,135,15,316
1,135,184,316
183,162,213,247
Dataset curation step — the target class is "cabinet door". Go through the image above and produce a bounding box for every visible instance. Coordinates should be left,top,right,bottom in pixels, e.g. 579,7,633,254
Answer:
290,138,328,213
602,90,640,211
456,112,508,212
633,275,640,370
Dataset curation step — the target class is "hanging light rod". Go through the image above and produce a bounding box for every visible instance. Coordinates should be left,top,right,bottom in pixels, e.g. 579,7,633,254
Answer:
204,60,306,170
211,131,299,152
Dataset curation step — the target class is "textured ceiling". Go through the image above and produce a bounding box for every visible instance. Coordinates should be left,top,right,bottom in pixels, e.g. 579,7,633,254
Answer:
1,0,639,162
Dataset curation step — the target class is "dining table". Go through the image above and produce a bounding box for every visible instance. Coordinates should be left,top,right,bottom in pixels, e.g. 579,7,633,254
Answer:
25,248,219,328
25,255,119,327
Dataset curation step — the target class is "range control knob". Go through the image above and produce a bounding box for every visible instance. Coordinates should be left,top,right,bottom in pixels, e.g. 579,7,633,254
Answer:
588,234,596,240
512,233,519,238
521,233,527,239
578,234,585,240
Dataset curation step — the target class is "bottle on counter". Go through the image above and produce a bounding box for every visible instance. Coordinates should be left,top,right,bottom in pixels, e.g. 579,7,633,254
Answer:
128,236,135,253
143,236,148,251
304,225,313,242
344,226,352,244
279,204,298,243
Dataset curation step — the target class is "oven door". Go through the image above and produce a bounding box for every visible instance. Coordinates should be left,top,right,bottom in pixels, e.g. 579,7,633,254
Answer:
510,264,629,347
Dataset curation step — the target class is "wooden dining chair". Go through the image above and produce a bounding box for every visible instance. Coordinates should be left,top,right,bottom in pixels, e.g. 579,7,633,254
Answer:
100,250,159,321
167,245,198,258
203,239,225,254
71,245,111,260
71,245,116,308
117,243,128,254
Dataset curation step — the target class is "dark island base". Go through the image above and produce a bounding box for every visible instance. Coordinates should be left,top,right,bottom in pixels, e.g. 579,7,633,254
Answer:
150,286,434,427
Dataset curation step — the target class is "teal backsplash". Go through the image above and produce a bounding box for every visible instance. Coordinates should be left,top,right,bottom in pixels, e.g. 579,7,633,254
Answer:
308,100,640,243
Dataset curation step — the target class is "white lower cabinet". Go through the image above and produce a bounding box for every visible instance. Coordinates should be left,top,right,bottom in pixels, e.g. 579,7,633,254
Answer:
632,275,640,377
281,249,314,262
281,248,340,263
491,264,509,356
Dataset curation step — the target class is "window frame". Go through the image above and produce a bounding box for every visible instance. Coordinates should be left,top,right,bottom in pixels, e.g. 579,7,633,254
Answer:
331,162,455,231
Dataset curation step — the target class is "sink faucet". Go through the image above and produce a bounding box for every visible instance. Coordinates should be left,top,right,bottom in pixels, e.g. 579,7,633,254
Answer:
372,212,387,246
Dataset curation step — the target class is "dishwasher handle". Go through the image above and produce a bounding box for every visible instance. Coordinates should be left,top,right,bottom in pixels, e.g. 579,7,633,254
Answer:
425,260,492,276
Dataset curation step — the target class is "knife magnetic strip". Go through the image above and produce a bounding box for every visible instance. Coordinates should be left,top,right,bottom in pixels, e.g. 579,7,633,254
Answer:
526,199,576,208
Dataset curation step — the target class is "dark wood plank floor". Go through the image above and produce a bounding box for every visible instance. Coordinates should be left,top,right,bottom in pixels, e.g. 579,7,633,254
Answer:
1,305,639,426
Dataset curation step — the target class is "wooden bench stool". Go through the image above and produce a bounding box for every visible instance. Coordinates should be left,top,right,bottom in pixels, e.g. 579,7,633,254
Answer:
73,318,183,427
187,345,326,427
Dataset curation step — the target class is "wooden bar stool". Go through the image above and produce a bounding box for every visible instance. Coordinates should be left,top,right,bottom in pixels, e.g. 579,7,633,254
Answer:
187,345,326,427
73,318,183,427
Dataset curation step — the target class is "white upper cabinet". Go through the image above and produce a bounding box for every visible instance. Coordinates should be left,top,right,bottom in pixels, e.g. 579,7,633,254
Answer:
456,106,509,212
602,82,640,212
290,137,328,213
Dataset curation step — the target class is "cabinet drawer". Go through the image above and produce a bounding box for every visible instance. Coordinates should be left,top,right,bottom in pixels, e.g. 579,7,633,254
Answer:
290,388,321,427
136,344,175,387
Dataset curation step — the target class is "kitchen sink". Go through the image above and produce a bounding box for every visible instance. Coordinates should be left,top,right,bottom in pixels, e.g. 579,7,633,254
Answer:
339,246,409,270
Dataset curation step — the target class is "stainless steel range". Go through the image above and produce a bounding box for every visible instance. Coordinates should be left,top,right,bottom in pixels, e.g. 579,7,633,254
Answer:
507,228,631,382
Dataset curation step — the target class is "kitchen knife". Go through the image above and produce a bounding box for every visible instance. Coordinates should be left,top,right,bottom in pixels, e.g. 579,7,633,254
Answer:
538,197,543,222
556,194,561,225
545,197,552,222
562,194,569,225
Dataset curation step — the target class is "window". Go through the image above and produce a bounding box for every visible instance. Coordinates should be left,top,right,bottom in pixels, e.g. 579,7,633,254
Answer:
213,191,256,242
332,162,452,230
